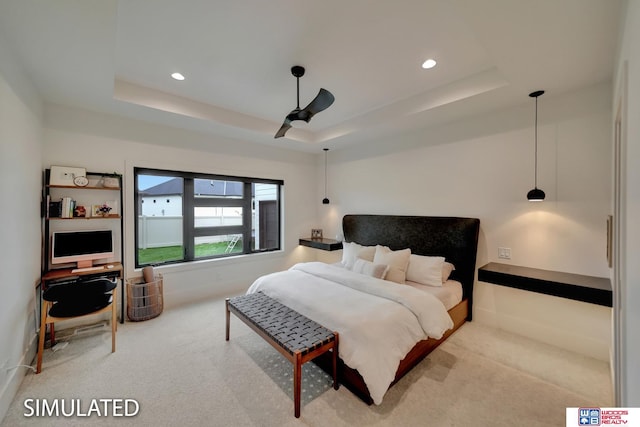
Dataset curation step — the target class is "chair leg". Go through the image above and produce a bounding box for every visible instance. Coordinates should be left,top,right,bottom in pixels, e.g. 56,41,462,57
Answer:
36,301,49,374
111,288,117,353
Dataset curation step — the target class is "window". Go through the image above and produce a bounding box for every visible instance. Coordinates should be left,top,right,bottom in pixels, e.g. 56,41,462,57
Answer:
134,167,283,267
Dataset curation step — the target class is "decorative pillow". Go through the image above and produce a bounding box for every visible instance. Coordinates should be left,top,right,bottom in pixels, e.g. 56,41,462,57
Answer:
351,258,389,279
341,241,376,269
406,254,445,287
442,261,456,282
373,245,411,284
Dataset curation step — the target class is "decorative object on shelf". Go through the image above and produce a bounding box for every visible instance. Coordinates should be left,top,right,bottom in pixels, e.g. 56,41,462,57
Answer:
322,148,330,204
73,174,88,187
73,205,87,218
311,229,323,239
527,90,546,202
93,203,112,217
47,199,62,218
102,176,119,188
49,166,86,186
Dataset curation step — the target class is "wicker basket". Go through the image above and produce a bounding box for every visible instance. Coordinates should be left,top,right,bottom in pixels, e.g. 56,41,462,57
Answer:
126,274,163,321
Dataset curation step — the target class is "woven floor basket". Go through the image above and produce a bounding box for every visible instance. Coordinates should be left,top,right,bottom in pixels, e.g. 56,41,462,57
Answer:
126,274,163,321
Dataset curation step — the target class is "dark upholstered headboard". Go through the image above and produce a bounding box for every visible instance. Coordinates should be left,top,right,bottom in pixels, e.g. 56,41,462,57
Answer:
342,215,480,320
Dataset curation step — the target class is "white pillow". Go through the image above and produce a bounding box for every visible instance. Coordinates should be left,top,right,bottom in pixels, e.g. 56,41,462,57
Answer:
442,261,456,282
351,258,389,279
406,254,445,287
373,245,411,284
341,242,376,269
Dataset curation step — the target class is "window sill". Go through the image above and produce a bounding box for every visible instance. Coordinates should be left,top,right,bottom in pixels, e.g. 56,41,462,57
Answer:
133,249,285,275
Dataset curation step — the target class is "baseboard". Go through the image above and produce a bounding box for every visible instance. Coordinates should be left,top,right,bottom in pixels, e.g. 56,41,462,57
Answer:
0,332,38,423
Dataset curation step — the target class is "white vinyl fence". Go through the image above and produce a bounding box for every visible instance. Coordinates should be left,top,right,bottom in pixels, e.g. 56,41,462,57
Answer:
137,216,242,249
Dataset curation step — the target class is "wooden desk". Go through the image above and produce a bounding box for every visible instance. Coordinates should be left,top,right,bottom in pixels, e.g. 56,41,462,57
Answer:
38,263,123,373
42,263,122,281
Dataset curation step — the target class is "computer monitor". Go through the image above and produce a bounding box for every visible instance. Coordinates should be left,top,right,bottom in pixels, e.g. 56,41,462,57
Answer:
51,229,114,269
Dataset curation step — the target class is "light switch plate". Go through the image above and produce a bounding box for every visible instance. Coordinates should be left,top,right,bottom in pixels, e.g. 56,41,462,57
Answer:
498,247,511,259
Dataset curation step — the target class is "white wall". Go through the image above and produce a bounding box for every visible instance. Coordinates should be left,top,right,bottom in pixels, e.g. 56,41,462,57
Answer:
317,83,613,361
0,35,43,421
42,104,319,307
613,0,640,407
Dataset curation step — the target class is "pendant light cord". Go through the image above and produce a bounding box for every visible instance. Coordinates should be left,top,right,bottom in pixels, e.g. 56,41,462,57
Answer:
534,95,538,187
324,148,328,198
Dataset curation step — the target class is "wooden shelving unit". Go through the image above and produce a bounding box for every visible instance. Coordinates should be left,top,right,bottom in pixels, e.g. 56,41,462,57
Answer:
42,169,125,322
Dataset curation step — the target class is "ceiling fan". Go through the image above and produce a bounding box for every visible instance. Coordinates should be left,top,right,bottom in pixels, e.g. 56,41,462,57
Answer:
275,65,335,138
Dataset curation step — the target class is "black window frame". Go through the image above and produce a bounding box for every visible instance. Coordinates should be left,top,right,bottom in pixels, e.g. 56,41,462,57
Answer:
134,167,283,268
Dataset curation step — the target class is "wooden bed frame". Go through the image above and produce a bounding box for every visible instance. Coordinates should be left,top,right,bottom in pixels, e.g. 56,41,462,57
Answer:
313,214,480,404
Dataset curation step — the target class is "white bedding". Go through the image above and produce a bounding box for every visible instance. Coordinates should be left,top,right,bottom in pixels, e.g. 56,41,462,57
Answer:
405,279,463,311
246,262,454,405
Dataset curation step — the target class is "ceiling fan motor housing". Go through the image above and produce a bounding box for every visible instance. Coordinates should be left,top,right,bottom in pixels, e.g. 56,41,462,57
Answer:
291,65,305,78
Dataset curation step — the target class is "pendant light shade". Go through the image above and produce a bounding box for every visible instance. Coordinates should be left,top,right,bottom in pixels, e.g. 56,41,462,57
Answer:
527,187,546,201
322,148,330,204
527,90,545,202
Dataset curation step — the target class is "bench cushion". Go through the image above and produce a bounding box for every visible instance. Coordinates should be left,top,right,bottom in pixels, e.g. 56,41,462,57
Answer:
228,292,334,356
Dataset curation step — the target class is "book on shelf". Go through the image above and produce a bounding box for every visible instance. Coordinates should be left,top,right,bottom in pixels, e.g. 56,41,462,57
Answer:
60,197,75,218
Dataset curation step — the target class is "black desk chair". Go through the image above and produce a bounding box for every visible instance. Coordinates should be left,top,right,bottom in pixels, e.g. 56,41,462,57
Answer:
37,277,117,373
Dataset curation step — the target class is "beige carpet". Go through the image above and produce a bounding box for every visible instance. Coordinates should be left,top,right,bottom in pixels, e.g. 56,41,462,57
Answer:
1,298,612,426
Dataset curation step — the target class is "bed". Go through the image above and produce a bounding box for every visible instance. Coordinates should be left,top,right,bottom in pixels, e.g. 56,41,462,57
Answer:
247,214,480,405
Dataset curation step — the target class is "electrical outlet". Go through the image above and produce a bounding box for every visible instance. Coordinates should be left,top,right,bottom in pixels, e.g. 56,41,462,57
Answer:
498,247,511,259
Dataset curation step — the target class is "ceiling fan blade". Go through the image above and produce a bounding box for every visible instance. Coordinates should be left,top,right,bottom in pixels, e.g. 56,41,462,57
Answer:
301,88,335,119
274,118,292,138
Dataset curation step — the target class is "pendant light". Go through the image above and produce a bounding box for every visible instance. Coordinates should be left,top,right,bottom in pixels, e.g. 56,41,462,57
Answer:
527,90,546,202
322,148,330,204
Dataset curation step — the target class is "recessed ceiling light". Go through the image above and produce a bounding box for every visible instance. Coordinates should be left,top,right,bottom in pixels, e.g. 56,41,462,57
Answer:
171,72,185,81
421,59,437,69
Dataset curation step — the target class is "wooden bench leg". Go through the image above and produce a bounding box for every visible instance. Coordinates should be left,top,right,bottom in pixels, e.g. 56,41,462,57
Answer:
333,332,339,390
225,298,230,341
293,350,302,418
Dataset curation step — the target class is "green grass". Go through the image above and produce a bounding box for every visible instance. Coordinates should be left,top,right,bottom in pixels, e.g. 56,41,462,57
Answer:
138,240,242,265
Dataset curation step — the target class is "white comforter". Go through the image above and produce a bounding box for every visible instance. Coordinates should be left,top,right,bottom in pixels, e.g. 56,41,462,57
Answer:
246,262,454,405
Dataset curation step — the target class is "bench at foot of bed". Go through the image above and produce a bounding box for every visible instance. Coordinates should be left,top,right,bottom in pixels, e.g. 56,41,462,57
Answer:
225,291,339,418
